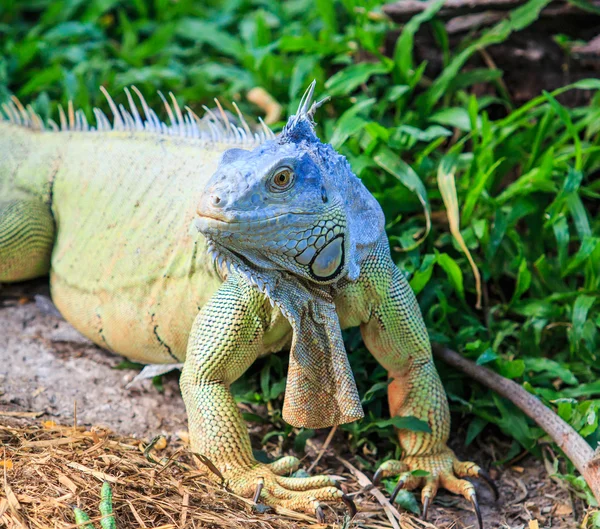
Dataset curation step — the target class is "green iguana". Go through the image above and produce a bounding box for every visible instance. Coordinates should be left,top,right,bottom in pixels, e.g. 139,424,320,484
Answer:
1,82,597,525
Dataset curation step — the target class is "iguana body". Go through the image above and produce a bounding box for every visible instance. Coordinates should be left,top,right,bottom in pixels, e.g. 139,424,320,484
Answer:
1,110,240,362
0,85,490,523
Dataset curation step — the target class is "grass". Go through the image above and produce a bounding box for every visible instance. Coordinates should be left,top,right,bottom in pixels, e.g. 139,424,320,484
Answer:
1,0,599,517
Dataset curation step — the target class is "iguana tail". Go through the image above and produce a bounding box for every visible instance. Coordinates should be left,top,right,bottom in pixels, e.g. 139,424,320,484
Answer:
433,345,600,502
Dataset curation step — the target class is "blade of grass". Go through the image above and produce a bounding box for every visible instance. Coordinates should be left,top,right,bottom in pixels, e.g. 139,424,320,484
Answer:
373,146,431,251
438,156,482,309
392,0,445,84
417,0,552,113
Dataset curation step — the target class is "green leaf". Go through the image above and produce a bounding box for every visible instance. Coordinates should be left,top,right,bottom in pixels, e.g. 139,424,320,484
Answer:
44,21,102,42
572,78,600,90
448,68,503,92
552,216,570,272
562,381,600,398
410,254,436,295
19,65,64,97
392,0,445,83
329,98,375,149
571,295,596,348
486,209,508,260
392,489,421,515
386,85,410,102
493,395,536,450
476,348,498,365
496,359,525,379
512,299,562,319
362,380,390,404
462,158,504,224
176,18,245,59
316,0,338,34
567,193,591,239
466,416,488,445
113,359,145,370
510,258,532,305
325,61,391,96
253,449,273,464
496,161,556,204
294,428,315,453
373,416,432,433
242,412,269,424
562,237,600,277
373,146,431,250
436,252,465,301
394,125,451,142
543,91,582,170
429,107,474,132
417,0,552,113
524,358,578,386
289,55,318,99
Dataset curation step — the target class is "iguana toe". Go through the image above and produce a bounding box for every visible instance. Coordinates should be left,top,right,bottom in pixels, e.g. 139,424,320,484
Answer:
267,455,300,475
224,462,354,521
453,459,499,500
375,449,490,529
275,474,338,490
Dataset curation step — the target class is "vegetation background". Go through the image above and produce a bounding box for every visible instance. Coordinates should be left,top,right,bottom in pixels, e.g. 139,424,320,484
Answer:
1,0,599,515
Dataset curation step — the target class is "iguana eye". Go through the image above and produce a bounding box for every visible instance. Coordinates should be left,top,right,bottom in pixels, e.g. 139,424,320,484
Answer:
269,167,294,192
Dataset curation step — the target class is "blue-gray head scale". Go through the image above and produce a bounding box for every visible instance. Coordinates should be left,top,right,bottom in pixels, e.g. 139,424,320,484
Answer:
196,81,385,286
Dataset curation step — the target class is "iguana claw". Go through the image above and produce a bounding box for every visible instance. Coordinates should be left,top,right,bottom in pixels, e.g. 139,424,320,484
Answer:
471,493,483,529
477,468,499,500
315,505,325,523
374,449,489,529
421,496,430,521
372,467,384,487
253,478,264,504
341,494,357,518
389,477,405,504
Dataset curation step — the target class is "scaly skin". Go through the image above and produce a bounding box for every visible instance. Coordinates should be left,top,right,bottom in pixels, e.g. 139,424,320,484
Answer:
0,119,230,363
0,85,488,523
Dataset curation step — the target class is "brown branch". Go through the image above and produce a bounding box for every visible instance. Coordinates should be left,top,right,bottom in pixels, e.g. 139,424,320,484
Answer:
382,0,600,23
432,344,600,502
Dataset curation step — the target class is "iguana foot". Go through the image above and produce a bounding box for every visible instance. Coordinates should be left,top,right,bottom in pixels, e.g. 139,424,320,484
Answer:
373,448,497,529
210,458,356,521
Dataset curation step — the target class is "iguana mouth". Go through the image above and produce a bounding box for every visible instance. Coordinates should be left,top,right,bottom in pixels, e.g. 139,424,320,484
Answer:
195,211,314,234
195,212,289,224
195,214,285,236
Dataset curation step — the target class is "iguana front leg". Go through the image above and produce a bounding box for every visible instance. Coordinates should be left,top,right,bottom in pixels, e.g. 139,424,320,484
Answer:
358,258,491,525
180,274,353,520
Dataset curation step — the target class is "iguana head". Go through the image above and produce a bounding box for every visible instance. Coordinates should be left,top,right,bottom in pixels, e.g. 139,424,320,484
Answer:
196,82,384,289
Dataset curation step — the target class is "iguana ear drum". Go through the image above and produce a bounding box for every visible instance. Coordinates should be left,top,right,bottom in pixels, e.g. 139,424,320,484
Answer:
308,235,345,281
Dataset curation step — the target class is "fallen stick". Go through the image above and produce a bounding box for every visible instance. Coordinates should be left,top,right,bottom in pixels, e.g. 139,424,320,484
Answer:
433,344,600,502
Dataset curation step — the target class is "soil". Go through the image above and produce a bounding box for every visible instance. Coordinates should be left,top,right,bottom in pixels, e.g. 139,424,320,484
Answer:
383,11,600,112
0,280,588,528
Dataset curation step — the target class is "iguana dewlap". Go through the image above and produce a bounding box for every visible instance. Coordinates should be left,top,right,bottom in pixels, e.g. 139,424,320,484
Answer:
0,84,490,525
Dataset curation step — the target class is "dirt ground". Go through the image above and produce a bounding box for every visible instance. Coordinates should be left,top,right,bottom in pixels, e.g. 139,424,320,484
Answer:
0,281,589,528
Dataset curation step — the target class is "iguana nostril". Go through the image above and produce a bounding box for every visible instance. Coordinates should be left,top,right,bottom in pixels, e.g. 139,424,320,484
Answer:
211,194,222,207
